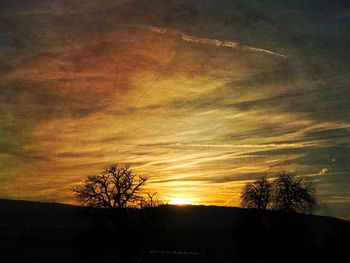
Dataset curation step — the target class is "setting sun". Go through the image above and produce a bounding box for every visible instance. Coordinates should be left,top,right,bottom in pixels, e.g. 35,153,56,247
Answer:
169,197,192,205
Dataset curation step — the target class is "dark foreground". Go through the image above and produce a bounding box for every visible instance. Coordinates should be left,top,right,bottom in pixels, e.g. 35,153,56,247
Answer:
0,199,349,263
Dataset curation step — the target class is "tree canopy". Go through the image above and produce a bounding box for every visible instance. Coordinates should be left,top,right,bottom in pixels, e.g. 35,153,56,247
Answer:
74,164,147,211
272,171,317,213
240,176,272,210
240,171,318,214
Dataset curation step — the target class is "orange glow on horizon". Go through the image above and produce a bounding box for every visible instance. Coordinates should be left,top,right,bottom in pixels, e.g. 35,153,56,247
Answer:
169,197,193,205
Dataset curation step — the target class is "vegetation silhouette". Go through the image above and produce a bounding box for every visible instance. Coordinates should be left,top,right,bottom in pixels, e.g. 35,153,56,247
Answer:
74,164,147,209
241,171,318,214
237,171,320,262
74,164,148,226
272,171,318,213
240,176,272,210
1,167,348,262
140,192,164,209
73,164,167,261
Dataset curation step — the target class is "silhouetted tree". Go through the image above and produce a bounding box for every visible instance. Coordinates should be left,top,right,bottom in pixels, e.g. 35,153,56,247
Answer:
74,164,147,226
140,192,164,209
272,171,317,214
240,176,272,210
138,192,168,238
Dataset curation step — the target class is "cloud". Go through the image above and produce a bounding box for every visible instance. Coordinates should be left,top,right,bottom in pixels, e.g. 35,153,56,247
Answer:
319,168,329,175
150,26,287,58
331,196,350,201
170,142,306,149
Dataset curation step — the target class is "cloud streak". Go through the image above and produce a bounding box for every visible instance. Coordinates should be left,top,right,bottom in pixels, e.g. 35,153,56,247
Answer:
149,26,287,58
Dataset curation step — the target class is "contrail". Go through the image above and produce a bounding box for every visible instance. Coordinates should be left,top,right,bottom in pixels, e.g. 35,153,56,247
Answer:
181,34,287,58
149,26,287,58
170,143,306,149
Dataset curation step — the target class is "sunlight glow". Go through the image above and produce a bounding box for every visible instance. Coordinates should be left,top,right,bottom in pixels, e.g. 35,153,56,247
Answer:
169,197,192,205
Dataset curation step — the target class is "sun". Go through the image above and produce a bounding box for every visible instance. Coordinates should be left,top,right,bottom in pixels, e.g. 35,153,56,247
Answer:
169,197,192,205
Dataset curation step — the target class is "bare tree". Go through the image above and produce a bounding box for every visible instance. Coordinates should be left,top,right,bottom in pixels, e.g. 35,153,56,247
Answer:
272,171,317,214
240,176,272,210
74,164,147,223
140,192,164,209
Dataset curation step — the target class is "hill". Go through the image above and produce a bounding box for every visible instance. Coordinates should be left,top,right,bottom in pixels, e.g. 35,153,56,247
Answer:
0,199,349,262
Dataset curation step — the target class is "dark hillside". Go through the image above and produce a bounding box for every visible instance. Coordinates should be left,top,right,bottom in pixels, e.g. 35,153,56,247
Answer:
0,199,82,226
0,200,349,262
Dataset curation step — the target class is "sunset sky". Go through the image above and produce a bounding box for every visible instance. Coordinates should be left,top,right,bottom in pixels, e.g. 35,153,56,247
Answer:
1,0,350,218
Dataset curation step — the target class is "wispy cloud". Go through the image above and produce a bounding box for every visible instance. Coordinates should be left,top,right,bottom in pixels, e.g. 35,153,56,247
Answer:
170,142,309,149
181,33,287,58
150,26,287,58
319,168,329,175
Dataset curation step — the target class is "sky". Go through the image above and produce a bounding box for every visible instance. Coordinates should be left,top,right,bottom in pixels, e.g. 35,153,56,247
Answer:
0,0,350,218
